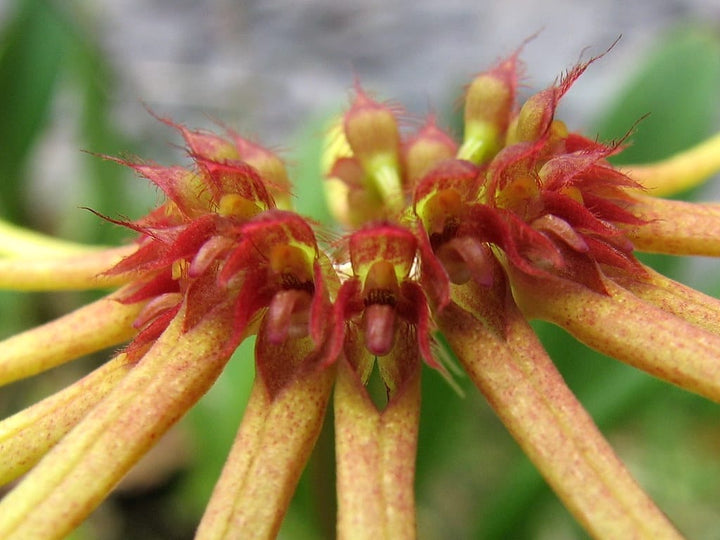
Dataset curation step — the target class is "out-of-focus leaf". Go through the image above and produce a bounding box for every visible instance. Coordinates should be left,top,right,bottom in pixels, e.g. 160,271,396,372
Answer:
0,0,70,223
595,28,720,164
66,28,142,245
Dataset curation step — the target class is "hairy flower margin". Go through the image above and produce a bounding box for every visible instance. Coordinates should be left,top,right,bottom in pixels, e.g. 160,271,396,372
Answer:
1,46,720,539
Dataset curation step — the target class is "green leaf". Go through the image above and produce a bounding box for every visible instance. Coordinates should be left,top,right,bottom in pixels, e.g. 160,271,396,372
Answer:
595,28,720,164
0,0,71,222
66,30,144,245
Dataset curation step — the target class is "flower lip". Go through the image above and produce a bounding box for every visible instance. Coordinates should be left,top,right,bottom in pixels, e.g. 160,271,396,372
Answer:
265,288,313,344
360,261,401,355
363,303,397,356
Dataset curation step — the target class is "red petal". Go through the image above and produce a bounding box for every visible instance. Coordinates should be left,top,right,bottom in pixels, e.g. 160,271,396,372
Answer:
541,191,619,236
193,156,275,210
107,240,170,276
133,163,210,217
416,223,451,310
583,236,643,274
399,280,438,369
485,140,544,199
119,269,178,304
469,205,563,275
124,304,181,360
582,193,646,226
323,278,362,367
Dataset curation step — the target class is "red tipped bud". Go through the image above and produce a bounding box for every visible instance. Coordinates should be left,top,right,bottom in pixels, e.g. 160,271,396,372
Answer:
155,116,239,162
507,54,597,144
126,164,213,218
403,117,458,184
506,88,557,144
344,87,401,166
343,86,404,210
182,129,239,161
326,157,389,227
459,55,519,164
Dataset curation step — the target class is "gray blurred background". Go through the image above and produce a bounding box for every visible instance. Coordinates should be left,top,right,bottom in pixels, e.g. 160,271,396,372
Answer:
6,0,718,153
94,0,720,137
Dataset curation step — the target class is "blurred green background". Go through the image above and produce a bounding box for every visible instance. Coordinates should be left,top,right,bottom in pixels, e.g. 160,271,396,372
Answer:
1,1,720,538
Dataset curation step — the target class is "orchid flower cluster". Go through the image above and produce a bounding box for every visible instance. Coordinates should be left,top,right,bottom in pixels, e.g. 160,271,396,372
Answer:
1,46,720,539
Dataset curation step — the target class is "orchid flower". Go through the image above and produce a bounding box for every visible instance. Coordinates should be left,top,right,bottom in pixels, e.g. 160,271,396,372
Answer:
1,45,720,539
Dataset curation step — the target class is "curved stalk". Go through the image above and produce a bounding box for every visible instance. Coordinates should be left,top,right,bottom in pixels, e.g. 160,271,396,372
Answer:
0,220,112,258
196,357,334,540
607,265,720,336
511,269,720,404
0,245,136,290
624,132,720,196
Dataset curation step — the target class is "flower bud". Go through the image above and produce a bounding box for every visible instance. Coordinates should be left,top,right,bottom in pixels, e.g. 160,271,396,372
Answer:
459,55,518,164
157,117,238,161
326,157,388,228
343,86,403,210
506,88,556,144
344,87,401,166
403,117,457,185
507,56,594,145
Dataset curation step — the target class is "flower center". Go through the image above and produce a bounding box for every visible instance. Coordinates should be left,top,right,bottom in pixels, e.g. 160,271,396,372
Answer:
265,243,316,344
